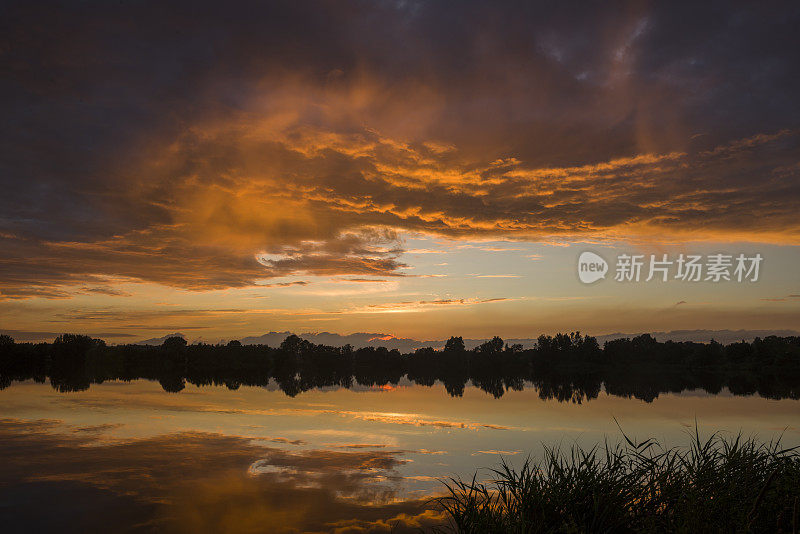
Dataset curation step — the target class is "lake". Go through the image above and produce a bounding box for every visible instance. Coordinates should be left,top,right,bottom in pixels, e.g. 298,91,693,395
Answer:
1,379,798,533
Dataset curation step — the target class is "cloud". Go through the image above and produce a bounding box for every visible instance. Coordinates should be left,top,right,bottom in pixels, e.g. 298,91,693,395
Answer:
261,437,308,446
258,281,309,288
331,444,389,449
404,249,447,254
255,228,408,279
78,286,133,297
350,297,513,314
334,278,391,283
2,1,800,299
761,295,800,302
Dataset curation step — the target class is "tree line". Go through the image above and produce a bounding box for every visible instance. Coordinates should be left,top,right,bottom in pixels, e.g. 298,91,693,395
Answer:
0,332,798,401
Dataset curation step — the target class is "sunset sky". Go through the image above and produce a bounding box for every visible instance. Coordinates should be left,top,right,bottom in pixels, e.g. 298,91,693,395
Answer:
2,1,799,343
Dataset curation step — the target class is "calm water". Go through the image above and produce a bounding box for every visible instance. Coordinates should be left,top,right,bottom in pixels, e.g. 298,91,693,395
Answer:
1,380,798,532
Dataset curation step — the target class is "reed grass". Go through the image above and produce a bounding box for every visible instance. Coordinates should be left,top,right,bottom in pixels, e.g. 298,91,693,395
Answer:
434,426,800,533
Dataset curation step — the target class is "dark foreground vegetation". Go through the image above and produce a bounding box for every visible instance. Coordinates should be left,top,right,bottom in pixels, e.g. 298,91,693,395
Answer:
1,332,799,401
434,430,800,533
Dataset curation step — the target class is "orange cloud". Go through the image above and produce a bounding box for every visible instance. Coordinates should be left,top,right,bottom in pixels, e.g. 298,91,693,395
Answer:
3,3,800,303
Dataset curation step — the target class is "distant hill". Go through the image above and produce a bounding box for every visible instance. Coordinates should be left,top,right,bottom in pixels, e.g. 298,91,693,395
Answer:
594,329,800,345
132,333,187,346
0,329,137,343
238,331,434,352
218,329,800,351
237,331,548,352
6,328,794,348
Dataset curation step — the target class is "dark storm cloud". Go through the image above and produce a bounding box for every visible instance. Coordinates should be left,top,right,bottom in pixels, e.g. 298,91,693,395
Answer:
1,0,799,294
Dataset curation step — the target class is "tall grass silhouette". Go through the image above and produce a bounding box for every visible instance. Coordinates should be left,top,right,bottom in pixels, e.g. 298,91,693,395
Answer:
434,426,800,533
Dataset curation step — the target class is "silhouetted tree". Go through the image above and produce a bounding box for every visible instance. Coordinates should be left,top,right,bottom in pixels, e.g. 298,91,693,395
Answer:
162,336,187,351
444,336,465,352
477,336,504,354
49,334,105,392
0,332,798,400
280,334,311,355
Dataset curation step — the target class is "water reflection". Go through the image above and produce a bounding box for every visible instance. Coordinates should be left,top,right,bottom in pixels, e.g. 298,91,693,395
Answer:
0,380,798,533
0,418,440,533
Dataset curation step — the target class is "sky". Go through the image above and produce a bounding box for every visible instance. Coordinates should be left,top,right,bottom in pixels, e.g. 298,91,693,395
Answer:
1,0,799,343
